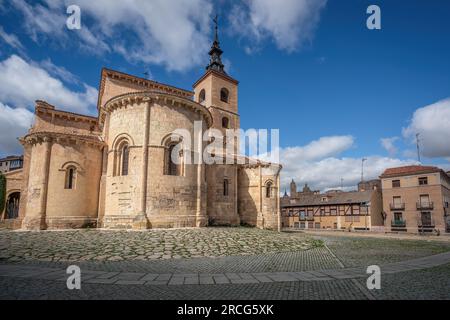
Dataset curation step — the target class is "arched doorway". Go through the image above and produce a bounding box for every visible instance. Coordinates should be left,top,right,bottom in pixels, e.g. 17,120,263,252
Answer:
5,192,20,219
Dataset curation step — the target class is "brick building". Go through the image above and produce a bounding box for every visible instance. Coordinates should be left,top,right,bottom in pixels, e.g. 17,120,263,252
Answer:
380,165,450,233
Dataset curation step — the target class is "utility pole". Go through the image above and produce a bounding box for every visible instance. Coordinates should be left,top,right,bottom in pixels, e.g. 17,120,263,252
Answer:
416,133,421,164
341,178,344,190
361,158,367,182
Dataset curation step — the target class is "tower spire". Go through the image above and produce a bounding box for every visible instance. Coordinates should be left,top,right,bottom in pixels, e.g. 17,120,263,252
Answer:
207,14,226,74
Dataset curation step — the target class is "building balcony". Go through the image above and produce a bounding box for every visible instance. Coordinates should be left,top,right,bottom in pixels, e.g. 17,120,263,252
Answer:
418,219,435,228
390,203,405,210
416,201,434,210
391,219,406,228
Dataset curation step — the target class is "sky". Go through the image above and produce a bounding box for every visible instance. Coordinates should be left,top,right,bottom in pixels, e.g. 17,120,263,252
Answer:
0,0,450,193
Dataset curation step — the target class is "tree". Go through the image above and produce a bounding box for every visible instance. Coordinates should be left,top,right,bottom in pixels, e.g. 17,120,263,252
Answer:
0,173,5,214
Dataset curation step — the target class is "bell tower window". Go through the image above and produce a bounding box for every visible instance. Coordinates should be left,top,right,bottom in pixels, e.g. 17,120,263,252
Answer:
220,88,229,103
222,117,230,129
199,89,206,104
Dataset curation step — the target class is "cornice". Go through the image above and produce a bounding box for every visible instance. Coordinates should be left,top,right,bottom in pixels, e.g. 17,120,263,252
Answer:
100,91,213,128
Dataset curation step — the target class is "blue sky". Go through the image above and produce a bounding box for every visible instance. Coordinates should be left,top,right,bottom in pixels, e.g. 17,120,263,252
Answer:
1,0,449,191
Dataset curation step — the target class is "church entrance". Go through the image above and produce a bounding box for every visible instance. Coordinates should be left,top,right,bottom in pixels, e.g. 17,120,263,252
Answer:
5,192,20,219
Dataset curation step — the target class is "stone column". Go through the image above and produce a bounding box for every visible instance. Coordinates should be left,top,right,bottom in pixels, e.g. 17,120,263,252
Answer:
22,137,52,230
133,100,151,229
196,119,207,227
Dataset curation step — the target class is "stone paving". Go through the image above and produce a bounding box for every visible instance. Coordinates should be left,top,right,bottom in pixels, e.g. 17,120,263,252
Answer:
0,228,319,262
1,228,450,299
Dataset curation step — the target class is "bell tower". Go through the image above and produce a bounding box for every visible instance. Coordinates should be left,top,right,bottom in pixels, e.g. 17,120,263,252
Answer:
193,15,239,138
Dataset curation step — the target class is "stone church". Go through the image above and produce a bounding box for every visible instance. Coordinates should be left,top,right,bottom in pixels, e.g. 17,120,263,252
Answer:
1,28,281,231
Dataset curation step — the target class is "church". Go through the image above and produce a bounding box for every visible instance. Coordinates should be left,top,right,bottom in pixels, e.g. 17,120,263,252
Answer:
0,26,281,231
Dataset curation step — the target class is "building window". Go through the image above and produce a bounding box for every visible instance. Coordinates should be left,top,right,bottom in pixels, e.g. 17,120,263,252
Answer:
222,117,230,128
220,88,229,103
265,181,272,198
392,180,401,188
418,177,428,185
223,179,229,196
65,166,76,189
121,144,129,176
165,144,181,176
199,89,206,104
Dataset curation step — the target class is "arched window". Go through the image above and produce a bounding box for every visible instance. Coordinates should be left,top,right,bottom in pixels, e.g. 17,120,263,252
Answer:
222,117,230,129
65,166,76,189
121,144,129,176
165,143,181,176
223,179,229,196
5,192,20,219
199,89,206,104
220,88,229,103
265,181,273,198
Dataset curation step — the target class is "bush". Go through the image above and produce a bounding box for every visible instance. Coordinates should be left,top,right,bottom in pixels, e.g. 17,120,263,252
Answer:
0,173,5,214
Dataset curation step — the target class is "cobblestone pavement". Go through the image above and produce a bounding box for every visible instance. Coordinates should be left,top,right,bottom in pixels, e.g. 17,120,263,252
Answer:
1,228,450,300
0,228,319,262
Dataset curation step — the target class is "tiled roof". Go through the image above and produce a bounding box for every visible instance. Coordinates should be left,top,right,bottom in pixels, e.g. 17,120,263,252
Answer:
380,165,441,178
281,190,374,208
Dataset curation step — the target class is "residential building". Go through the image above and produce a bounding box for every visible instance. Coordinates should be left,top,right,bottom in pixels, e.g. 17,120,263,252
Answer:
281,180,384,231
0,155,23,174
380,165,450,233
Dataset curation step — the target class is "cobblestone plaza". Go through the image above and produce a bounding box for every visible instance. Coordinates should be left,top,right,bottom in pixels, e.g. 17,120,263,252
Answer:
1,227,450,300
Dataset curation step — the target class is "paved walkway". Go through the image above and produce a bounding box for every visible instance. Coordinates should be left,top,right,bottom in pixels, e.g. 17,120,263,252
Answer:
1,250,449,287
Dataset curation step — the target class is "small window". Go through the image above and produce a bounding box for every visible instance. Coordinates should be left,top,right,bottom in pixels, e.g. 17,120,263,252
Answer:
220,88,229,103
392,180,401,188
222,117,230,128
418,177,428,185
199,89,206,104
166,144,180,176
121,145,129,176
223,179,229,196
266,182,272,198
65,166,76,189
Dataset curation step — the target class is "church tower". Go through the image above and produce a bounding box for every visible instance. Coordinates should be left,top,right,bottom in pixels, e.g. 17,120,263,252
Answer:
193,15,239,141
290,179,297,197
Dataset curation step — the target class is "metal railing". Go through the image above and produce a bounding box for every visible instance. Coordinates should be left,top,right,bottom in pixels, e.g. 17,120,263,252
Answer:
416,201,434,210
390,203,405,210
391,219,406,228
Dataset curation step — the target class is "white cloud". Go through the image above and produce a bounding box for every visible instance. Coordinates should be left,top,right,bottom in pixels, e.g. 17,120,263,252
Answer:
402,98,450,158
39,58,81,85
279,135,416,192
11,0,213,71
0,102,34,156
380,137,399,156
0,55,97,114
282,136,354,162
0,26,25,52
229,0,327,53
